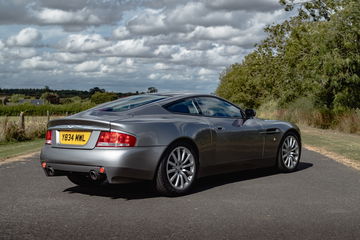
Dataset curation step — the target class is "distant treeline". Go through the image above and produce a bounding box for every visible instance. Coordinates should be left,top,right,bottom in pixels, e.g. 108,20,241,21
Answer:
0,87,140,99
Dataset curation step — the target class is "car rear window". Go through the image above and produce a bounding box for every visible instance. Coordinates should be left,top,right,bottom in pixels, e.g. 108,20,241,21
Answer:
165,98,200,115
96,95,167,112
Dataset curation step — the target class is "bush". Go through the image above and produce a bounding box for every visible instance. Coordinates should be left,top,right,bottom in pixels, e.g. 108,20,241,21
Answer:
2,118,28,142
91,92,118,104
257,98,360,134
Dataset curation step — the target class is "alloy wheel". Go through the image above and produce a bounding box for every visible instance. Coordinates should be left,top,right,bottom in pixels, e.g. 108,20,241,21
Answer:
166,146,195,190
281,135,300,169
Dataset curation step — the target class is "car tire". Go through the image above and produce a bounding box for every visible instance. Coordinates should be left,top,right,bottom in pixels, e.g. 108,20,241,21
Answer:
67,174,96,187
277,132,301,172
155,142,198,196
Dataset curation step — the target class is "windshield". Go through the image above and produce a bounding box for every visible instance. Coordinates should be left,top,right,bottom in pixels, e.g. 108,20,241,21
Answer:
96,95,167,112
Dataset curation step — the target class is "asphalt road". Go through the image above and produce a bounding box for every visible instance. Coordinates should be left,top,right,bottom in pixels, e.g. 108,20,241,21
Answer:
1,149,360,240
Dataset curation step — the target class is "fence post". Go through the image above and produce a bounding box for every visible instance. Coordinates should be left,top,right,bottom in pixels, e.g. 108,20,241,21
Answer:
19,112,25,131
47,110,50,123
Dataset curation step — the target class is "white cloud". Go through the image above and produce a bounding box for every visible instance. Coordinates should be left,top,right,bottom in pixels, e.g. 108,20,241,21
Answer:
154,45,179,58
0,40,5,50
127,10,169,35
34,8,101,25
205,0,281,12
74,60,102,72
7,47,37,58
6,28,42,47
154,63,170,70
148,73,172,80
188,26,241,40
112,27,130,40
0,0,291,93
61,34,111,52
0,0,130,30
54,52,87,63
198,68,216,75
20,56,58,70
102,39,153,57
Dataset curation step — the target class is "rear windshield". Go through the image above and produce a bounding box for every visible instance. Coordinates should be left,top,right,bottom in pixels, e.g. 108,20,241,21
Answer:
96,95,167,112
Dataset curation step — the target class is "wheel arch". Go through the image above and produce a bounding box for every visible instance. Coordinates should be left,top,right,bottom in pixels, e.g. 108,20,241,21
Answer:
152,137,200,181
276,128,302,171
284,128,302,146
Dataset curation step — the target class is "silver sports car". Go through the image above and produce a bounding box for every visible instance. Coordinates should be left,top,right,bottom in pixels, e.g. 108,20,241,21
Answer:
40,93,301,196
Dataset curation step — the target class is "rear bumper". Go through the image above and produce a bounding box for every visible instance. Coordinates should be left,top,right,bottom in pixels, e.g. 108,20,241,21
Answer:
40,145,167,183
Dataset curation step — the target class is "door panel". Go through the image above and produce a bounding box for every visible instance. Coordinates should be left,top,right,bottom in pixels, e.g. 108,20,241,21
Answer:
194,96,264,168
206,117,264,165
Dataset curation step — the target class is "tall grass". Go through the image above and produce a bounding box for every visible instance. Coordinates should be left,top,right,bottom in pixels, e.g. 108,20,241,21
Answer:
257,98,360,134
0,116,62,143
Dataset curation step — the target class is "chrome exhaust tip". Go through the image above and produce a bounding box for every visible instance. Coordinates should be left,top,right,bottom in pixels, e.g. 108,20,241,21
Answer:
47,167,55,176
89,170,99,181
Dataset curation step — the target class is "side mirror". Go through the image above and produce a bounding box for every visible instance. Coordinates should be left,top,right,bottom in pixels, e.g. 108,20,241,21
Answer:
245,109,256,118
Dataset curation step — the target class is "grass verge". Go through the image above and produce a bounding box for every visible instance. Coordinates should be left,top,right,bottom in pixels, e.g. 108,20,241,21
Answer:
0,139,43,160
300,124,360,168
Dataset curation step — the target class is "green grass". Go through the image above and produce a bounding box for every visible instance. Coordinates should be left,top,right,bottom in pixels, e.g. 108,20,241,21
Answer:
0,139,44,160
300,125,360,162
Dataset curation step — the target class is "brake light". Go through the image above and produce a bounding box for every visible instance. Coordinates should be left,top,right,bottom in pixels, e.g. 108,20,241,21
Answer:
96,131,136,147
45,130,52,145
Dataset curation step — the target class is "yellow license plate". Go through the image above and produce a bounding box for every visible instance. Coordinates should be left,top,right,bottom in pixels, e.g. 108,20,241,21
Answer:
59,131,91,145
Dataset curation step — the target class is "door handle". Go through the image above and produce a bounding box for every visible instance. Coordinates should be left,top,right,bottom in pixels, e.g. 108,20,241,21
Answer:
216,126,225,131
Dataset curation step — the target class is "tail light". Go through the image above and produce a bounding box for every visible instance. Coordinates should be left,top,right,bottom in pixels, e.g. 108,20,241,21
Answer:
45,130,52,145
96,131,136,147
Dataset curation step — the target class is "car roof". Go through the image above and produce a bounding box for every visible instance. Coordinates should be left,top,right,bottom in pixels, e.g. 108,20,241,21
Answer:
152,92,215,99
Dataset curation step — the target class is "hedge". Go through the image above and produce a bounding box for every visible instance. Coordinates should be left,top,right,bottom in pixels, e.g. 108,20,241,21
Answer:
0,103,96,116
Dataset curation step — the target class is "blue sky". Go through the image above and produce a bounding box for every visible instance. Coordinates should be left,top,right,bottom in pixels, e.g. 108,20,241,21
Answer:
0,0,291,93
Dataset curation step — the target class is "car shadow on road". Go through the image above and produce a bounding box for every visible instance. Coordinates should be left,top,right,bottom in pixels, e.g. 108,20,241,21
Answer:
63,162,313,200
193,162,313,194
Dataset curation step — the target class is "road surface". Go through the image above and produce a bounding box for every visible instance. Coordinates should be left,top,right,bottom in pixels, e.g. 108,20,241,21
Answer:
1,149,359,239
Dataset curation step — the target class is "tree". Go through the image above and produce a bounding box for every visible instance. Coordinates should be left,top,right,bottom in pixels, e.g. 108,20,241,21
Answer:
147,87,158,93
89,87,105,96
10,94,26,103
216,0,360,112
41,92,60,104
90,92,118,104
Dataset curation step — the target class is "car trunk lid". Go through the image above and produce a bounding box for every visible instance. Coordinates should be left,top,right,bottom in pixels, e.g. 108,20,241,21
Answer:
48,118,111,150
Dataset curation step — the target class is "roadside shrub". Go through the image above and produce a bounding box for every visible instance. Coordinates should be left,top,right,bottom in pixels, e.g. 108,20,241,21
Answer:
256,99,279,119
334,110,360,134
256,98,359,134
3,118,28,142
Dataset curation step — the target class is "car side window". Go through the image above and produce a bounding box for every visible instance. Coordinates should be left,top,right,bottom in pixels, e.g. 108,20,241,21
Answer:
165,98,200,115
196,97,242,118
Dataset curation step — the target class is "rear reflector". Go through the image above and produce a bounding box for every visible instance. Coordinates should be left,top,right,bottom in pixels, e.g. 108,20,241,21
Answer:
96,131,136,147
45,130,52,145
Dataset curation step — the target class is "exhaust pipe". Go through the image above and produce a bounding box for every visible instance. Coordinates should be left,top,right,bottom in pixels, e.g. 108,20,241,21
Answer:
47,167,55,176
89,170,99,181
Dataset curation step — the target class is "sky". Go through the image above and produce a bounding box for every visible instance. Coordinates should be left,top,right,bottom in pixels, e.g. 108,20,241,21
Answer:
0,0,292,93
